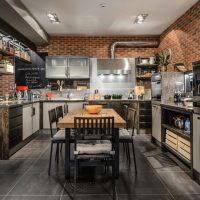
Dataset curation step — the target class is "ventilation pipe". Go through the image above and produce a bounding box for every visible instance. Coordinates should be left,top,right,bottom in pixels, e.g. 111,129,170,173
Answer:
111,41,159,58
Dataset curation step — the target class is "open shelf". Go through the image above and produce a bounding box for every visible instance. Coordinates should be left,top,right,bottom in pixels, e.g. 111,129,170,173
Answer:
136,63,158,67
162,142,191,166
136,76,151,79
0,49,31,63
162,123,190,141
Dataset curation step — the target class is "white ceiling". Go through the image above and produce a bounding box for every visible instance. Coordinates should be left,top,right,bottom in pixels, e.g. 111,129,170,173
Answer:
21,0,198,36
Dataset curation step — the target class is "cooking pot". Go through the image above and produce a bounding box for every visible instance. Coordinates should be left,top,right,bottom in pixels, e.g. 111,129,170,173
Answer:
104,95,111,99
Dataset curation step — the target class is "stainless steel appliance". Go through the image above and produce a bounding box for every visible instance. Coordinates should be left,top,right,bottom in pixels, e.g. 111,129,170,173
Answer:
151,73,162,101
193,60,200,114
97,58,133,75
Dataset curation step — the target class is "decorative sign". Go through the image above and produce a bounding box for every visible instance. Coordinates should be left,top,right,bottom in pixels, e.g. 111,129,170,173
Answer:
15,52,48,89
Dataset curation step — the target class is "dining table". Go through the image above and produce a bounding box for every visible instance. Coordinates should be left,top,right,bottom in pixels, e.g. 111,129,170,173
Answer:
57,108,126,179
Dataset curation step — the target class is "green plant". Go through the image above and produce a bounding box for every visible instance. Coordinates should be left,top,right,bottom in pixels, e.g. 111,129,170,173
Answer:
155,48,172,67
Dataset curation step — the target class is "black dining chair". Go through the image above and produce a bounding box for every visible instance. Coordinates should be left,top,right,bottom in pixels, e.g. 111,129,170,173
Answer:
73,116,116,200
48,108,66,175
119,107,137,174
56,105,64,119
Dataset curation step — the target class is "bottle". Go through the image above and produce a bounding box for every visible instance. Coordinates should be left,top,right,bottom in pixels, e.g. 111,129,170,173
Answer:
184,118,190,134
174,93,178,103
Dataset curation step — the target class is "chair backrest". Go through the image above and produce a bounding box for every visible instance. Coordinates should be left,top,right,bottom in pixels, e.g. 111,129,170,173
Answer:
56,106,64,119
64,103,68,115
83,103,89,109
127,108,136,136
48,108,58,138
123,105,129,129
74,116,115,150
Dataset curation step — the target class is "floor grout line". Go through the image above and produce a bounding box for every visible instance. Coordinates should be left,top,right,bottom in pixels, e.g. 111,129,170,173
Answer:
1,143,50,200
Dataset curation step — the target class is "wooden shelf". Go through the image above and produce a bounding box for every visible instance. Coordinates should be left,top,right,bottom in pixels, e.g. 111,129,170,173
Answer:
136,76,151,79
136,64,158,67
162,142,191,166
162,123,190,141
0,49,31,64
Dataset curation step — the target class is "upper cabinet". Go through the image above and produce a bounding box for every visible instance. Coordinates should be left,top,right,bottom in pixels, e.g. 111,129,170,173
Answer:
45,56,90,79
46,56,67,79
68,57,90,79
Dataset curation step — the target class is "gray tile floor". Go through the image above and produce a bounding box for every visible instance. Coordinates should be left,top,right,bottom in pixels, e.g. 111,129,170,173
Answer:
0,130,200,200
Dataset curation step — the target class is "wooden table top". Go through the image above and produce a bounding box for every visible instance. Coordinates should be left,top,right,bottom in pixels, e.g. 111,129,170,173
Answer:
57,108,126,129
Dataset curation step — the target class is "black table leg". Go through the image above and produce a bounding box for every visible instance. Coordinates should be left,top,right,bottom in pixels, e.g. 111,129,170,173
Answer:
115,128,119,178
65,128,70,179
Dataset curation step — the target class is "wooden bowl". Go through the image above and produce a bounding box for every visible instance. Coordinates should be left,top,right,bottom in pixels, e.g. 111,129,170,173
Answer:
85,105,102,114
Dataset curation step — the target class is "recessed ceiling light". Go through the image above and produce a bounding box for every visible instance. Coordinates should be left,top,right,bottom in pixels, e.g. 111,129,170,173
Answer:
134,14,148,24
47,13,60,24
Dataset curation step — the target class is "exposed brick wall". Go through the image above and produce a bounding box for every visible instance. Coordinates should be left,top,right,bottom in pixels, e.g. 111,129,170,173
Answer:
159,1,200,71
37,36,159,58
0,75,15,97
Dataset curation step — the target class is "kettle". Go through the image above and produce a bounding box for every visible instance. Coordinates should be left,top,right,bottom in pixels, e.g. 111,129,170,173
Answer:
173,116,185,129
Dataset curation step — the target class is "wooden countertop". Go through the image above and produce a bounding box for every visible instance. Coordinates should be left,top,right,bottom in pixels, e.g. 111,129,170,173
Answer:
57,108,126,129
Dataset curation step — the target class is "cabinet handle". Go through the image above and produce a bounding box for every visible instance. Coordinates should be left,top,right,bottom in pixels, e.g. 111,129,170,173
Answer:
152,105,158,109
197,117,200,120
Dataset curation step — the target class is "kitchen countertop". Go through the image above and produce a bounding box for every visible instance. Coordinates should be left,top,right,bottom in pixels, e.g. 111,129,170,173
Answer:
0,98,152,108
88,99,151,102
161,102,193,113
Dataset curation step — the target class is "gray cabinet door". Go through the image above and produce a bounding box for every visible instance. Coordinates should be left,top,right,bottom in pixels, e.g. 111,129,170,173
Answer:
32,103,40,133
193,114,200,173
68,57,90,78
23,104,33,140
152,104,161,142
46,57,67,78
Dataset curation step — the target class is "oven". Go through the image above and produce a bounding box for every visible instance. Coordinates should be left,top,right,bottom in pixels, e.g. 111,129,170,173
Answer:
193,60,200,114
151,73,162,101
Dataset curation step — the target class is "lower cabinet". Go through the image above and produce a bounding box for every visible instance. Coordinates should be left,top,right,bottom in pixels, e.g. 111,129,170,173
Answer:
68,102,86,112
23,103,40,140
33,103,40,133
193,114,200,173
23,104,33,140
152,104,161,142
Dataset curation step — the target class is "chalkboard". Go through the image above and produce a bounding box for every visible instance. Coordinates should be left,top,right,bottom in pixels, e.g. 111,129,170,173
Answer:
15,52,48,89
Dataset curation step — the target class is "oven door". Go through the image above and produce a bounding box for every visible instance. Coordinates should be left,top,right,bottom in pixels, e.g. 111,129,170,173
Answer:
193,61,200,96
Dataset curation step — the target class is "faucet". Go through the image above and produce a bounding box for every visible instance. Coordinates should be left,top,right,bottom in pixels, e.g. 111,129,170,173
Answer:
66,91,72,99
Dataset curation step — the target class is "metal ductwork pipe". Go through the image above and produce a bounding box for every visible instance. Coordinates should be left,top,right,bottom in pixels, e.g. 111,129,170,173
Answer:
111,41,159,58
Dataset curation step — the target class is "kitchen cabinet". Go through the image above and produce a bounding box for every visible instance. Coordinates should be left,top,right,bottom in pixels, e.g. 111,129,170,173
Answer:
23,103,40,140
46,56,67,78
45,56,90,79
23,104,33,140
152,104,161,143
68,57,90,78
68,102,86,112
193,114,200,173
32,103,40,134
9,106,23,149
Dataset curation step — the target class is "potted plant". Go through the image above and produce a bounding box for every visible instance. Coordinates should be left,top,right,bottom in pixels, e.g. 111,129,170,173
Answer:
155,48,172,72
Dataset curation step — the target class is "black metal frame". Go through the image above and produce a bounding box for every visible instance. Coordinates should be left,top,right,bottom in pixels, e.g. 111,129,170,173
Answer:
48,109,64,175
120,106,137,174
73,116,116,199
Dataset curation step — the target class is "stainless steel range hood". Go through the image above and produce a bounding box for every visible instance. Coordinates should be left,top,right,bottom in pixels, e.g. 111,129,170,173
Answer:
97,58,134,75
